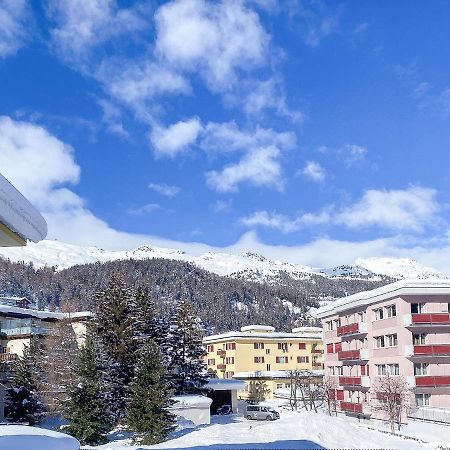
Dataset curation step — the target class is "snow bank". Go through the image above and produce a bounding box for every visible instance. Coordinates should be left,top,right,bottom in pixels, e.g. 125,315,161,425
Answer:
0,425,79,450
170,395,212,409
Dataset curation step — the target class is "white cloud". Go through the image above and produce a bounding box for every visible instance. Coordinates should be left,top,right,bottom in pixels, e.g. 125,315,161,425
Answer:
342,143,367,166
97,60,191,120
0,116,81,212
241,186,440,234
155,0,269,92
127,203,160,215
241,209,330,233
337,186,439,232
213,199,232,213
148,182,180,197
206,146,283,192
150,117,202,157
47,0,147,66
0,0,29,58
200,121,296,154
301,161,326,182
97,99,128,138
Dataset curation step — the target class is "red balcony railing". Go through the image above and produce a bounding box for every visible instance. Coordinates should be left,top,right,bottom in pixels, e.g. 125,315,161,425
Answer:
415,376,450,387
413,344,450,356
340,401,363,413
217,350,226,357
337,349,368,361
217,364,226,370
412,313,450,325
312,362,322,368
312,349,323,354
339,376,361,386
337,323,361,337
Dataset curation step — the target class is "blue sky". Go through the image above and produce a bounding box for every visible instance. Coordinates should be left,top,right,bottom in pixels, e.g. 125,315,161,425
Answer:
1,0,450,270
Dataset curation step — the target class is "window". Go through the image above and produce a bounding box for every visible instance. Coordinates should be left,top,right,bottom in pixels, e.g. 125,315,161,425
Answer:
207,358,215,365
298,343,306,350
376,364,386,376
266,364,271,371
413,333,426,345
225,357,234,364
253,342,264,349
254,356,265,363
297,356,309,363
374,308,384,321
411,303,425,314
387,334,398,347
207,344,214,352
414,363,429,376
265,348,271,354
415,393,430,407
225,342,236,350
337,366,344,375
278,343,288,351
326,321,333,331
329,366,335,376
358,312,364,322
276,356,288,364
386,304,397,318
375,336,385,348
225,371,234,379
387,364,399,375
276,383,283,389
334,319,341,327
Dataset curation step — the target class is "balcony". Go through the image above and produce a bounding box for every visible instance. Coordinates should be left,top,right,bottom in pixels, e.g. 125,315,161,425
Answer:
311,349,323,354
339,376,371,388
217,364,226,371
0,326,51,337
337,349,369,362
404,313,450,330
415,376,450,387
405,344,450,357
337,322,368,338
0,353,18,362
217,350,226,357
340,401,371,415
312,362,323,368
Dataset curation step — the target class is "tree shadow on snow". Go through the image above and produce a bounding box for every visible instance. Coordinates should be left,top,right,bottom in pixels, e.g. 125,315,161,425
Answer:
137,440,327,450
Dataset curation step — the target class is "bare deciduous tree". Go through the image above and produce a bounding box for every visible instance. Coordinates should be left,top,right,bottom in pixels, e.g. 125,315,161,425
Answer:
287,370,323,412
323,376,339,416
371,374,410,433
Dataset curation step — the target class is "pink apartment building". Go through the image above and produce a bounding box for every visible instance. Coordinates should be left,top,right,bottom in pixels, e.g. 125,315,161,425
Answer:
316,280,450,423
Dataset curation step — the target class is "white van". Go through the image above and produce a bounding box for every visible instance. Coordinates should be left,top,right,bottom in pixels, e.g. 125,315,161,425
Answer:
245,405,280,421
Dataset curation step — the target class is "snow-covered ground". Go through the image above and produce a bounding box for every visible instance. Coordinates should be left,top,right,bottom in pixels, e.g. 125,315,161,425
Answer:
83,410,449,450
0,239,446,282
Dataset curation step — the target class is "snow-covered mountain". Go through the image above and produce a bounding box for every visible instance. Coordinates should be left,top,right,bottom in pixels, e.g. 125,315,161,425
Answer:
0,240,446,282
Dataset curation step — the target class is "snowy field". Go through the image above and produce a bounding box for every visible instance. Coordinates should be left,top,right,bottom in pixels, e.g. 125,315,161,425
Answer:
83,410,450,450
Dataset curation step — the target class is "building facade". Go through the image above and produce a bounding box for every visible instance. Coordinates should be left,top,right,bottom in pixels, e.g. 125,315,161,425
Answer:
316,280,450,423
203,325,323,400
0,297,90,419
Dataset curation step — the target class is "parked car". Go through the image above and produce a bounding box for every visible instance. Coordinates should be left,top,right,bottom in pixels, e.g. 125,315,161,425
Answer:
245,405,280,421
216,404,232,415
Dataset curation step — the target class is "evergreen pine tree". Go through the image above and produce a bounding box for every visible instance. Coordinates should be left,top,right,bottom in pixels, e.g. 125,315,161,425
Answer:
93,273,137,424
63,333,109,446
133,285,159,345
5,336,45,425
126,339,175,445
167,299,208,395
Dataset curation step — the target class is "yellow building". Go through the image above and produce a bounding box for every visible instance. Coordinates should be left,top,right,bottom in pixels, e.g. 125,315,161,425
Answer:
203,325,323,400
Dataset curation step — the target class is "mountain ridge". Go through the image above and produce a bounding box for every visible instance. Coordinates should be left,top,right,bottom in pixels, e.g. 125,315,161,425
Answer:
0,240,445,283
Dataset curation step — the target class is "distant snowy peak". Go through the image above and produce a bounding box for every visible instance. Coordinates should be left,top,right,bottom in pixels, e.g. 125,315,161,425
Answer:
319,265,376,279
0,240,446,282
355,257,446,280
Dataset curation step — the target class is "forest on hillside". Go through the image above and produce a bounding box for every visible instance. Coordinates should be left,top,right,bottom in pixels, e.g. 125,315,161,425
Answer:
0,257,393,333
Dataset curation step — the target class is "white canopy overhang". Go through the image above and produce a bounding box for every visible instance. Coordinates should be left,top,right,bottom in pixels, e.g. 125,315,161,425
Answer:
0,173,47,246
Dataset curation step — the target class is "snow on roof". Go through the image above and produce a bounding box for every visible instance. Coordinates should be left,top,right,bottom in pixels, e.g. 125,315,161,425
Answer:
291,326,323,334
170,395,213,409
0,425,79,450
0,303,92,321
203,329,322,343
315,279,450,318
0,173,47,244
233,370,324,379
205,378,247,391
240,324,275,332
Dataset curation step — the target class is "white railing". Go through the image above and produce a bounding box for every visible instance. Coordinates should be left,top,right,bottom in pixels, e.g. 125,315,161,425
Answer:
408,406,450,424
